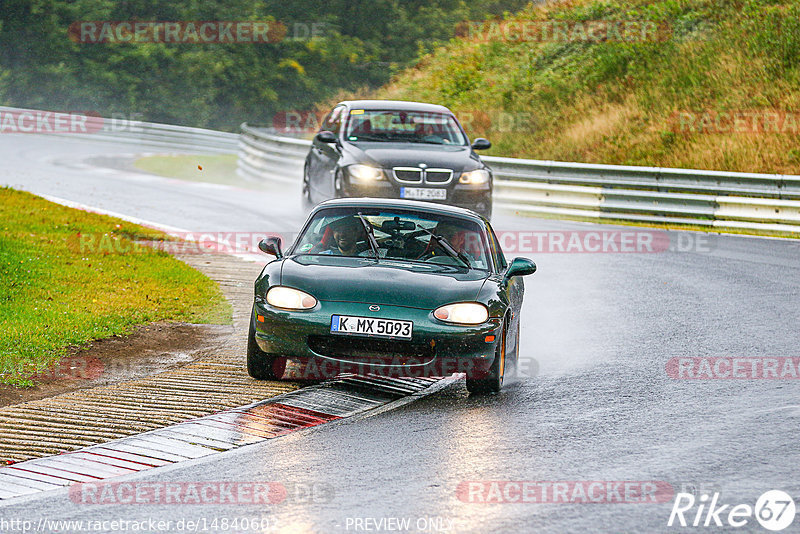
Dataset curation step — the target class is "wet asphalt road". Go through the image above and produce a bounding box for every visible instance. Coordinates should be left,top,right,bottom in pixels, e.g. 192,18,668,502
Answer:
0,135,308,233
1,134,799,533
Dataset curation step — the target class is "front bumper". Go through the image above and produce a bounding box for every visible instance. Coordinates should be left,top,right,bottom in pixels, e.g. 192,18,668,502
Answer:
253,300,501,379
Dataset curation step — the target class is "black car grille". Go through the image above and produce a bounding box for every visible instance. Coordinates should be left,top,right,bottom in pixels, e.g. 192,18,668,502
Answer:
424,169,453,183
393,168,423,183
308,335,435,363
392,167,453,184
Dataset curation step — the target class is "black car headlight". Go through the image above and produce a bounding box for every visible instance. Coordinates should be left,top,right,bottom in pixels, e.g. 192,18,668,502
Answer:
347,164,384,183
266,286,317,310
459,169,490,185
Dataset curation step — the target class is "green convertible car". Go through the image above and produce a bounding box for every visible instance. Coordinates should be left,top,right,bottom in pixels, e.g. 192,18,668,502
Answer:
248,198,536,393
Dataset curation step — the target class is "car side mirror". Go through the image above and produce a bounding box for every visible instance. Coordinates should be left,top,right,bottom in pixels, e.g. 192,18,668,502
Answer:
316,130,337,143
502,257,536,286
471,138,491,150
258,236,283,258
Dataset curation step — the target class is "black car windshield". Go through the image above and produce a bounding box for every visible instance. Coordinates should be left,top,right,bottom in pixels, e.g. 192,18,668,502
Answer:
292,208,490,271
344,110,468,145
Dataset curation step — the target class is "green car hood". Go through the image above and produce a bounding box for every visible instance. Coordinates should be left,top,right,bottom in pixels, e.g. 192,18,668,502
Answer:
279,255,488,309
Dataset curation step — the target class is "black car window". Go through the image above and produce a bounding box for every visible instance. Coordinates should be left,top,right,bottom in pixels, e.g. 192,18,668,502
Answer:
292,207,491,271
321,105,344,134
344,110,467,145
486,223,507,272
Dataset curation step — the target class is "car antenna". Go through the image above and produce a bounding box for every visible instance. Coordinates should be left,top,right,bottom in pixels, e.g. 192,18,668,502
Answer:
357,212,380,262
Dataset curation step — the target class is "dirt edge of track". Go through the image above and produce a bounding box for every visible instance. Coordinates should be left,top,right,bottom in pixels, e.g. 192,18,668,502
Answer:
0,252,300,464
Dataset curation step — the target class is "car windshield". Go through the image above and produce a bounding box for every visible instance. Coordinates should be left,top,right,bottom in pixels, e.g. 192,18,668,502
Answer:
344,110,467,145
292,207,490,271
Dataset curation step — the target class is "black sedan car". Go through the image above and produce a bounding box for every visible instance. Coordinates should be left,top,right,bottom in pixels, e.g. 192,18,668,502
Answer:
249,198,536,393
302,100,494,219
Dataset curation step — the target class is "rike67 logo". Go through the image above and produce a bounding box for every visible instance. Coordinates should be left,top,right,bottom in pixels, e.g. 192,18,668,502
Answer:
668,490,796,531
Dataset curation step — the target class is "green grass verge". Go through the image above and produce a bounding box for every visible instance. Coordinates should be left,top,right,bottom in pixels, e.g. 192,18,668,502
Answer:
0,187,232,388
134,154,267,189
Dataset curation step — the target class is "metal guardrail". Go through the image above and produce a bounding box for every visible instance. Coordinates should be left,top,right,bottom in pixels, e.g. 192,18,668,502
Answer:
4,106,795,234
0,106,238,153
238,123,308,184
238,123,800,235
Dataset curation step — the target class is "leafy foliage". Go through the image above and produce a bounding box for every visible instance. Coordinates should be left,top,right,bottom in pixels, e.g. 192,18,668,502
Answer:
0,0,527,130
374,0,800,174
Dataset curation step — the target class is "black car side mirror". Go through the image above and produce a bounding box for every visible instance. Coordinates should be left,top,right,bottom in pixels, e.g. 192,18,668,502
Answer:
471,138,491,150
259,236,283,258
502,257,536,286
316,130,337,143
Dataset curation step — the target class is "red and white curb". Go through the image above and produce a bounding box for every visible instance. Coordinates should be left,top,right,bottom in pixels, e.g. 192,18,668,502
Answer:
0,375,454,501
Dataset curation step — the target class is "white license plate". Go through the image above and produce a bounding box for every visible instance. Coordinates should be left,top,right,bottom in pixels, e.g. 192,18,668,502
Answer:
330,315,412,339
401,187,447,200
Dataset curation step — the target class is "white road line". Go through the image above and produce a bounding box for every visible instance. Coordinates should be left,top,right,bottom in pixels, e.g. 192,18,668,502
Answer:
38,193,191,235
38,193,265,263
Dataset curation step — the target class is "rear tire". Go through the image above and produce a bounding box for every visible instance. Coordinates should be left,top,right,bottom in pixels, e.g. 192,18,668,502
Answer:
466,323,506,394
247,309,286,380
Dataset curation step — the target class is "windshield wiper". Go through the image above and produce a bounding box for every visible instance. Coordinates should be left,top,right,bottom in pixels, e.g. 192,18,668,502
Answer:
350,134,389,142
406,138,445,144
358,212,380,261
415,224,471,269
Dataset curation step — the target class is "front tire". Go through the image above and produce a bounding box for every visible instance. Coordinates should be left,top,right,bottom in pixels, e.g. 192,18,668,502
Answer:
247,309,286,380
302,165,314,209
333,170,344,199
466,324,506,394
478,200,493,221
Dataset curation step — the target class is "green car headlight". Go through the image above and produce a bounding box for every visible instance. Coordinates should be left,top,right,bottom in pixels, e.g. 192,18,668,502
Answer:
433,302,489,325
266,286,317,310
348,164,384,183
458,169,490,185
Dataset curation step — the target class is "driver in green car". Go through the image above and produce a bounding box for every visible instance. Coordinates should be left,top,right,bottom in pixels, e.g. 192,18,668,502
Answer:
320,216,367,256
